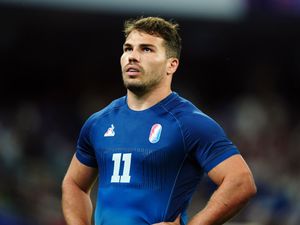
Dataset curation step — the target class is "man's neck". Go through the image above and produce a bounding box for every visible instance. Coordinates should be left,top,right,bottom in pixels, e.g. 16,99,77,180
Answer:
126,87,172,111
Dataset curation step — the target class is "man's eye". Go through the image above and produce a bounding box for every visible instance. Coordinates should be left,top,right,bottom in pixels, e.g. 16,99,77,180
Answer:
143,48,152,52
124,47,132,52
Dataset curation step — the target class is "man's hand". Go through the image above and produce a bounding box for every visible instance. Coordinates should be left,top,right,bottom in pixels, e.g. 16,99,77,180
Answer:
152,215,181,225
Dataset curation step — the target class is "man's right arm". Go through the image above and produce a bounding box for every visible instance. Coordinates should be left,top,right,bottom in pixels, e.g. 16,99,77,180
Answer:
62,154,98,225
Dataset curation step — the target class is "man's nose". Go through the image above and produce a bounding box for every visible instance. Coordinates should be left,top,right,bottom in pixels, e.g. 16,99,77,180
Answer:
128,49,140,62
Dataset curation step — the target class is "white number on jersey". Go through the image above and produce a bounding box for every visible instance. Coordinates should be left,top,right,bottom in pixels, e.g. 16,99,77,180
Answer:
111,153,132,183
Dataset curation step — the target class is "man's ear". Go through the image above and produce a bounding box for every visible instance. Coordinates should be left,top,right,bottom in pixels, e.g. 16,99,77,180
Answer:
167,58,179,75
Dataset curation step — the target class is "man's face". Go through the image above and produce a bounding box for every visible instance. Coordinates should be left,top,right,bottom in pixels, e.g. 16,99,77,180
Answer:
120,30,170,94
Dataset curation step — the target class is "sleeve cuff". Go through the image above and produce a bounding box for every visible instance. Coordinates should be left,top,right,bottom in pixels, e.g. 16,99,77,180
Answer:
203,148,240,173
76,151,98,168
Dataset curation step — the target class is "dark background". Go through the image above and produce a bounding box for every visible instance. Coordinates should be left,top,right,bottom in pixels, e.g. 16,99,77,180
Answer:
0,1,300,225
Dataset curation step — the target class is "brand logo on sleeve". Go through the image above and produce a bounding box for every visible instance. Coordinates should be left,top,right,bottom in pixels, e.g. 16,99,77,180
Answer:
104,124,115,137
149,124,162,143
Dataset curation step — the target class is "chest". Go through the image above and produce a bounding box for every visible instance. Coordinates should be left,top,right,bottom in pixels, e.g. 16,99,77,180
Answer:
91,112,186,188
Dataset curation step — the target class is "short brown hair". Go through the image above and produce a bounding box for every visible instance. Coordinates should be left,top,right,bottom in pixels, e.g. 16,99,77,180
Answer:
123,16,182,59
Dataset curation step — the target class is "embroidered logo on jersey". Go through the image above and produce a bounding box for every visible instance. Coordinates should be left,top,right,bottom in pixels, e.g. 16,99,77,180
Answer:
104,124,115,137
149,124,162,143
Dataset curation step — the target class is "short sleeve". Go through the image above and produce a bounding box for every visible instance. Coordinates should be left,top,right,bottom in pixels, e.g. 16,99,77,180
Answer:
183,113,239,173
197,136,240,173
75,114,98,168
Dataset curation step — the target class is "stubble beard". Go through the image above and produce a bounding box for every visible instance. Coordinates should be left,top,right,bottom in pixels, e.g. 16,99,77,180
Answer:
122,72,163,96
123,78,150,96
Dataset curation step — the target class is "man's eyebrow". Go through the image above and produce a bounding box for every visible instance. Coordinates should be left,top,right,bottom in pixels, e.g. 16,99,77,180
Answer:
123,43,132,47
123,43,156,48
140,44,156,49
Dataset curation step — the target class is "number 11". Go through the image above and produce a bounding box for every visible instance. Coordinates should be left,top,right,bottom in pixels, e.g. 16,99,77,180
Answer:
111,153,132,183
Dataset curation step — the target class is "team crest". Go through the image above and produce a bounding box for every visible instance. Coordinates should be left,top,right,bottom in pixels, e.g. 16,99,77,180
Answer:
149,124,162,143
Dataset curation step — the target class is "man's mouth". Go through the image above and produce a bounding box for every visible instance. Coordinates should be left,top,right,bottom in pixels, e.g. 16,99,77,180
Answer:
127,68,140,72
126,66,141,76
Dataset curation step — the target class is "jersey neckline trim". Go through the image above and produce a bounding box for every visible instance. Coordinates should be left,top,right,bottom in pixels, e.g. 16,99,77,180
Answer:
123,92,178,113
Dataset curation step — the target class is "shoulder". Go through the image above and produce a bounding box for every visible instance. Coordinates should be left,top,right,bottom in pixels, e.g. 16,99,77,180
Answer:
162,93,226,139
82,96,126,128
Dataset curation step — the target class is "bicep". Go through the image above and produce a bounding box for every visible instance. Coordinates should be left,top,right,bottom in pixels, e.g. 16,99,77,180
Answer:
207,154,254,186
64,154,98,193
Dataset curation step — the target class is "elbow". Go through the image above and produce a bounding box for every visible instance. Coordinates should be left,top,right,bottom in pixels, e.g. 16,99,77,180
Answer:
245,183,257,202
248,178,257,199
246,170,257,198
227,170,257,204
241,172,257,202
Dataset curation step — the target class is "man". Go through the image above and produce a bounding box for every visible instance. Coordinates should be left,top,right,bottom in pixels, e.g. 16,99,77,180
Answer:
62,16,256,225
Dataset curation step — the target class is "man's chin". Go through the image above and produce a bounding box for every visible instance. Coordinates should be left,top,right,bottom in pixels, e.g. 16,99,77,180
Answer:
124,82,148,95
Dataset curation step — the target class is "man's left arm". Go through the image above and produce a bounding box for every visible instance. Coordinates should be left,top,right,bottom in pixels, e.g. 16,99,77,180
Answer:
188,154,257,225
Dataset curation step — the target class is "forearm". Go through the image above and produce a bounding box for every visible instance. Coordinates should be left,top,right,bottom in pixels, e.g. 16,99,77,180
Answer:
62,180,94,225
188,173,256,225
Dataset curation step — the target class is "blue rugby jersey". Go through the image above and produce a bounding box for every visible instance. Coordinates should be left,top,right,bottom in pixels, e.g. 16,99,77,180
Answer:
76,92,239,225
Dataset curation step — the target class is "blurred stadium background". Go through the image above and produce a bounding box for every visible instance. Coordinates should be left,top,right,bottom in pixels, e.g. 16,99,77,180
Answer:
0,0,300,224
